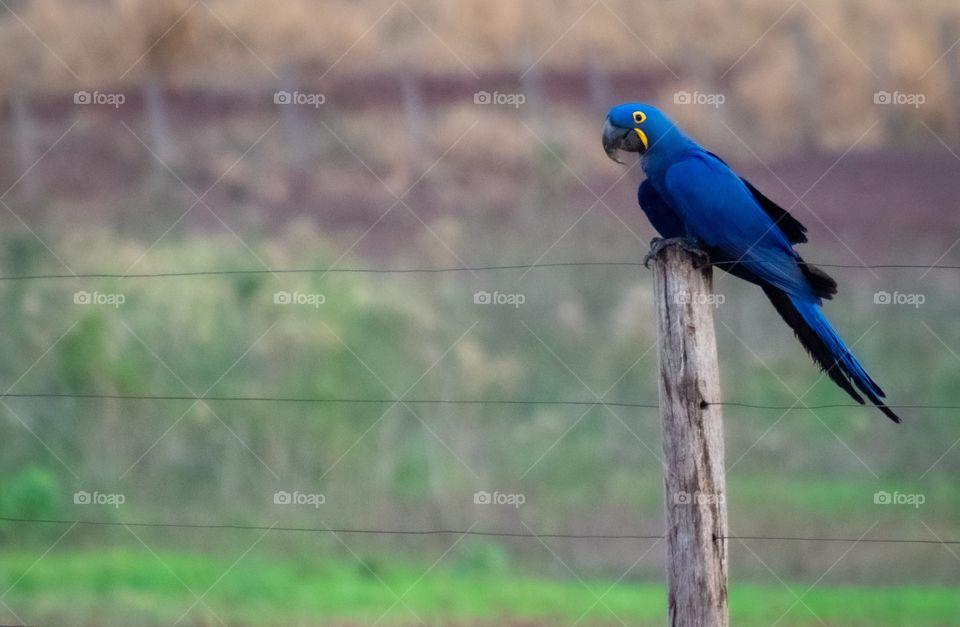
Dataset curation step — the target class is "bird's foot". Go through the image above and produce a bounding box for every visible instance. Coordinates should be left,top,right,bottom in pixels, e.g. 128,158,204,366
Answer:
642,238,664,269
643,237,706,269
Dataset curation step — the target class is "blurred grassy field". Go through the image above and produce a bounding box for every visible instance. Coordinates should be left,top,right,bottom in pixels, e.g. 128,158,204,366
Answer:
3,549,960,626
2,225,959,625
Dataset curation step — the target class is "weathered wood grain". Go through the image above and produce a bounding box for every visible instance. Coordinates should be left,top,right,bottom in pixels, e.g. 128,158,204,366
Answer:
652,241,729,627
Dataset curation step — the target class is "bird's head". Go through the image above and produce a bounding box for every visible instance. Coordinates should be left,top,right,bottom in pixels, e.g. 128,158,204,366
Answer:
602,103,681,164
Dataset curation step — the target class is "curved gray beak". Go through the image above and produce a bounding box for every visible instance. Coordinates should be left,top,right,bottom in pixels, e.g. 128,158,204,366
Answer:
602,118,628,164
602,117,646,164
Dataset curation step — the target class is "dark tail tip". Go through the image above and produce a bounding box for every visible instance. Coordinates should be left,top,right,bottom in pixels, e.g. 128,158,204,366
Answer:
879,404,902,424
799,259,838,300
762,286,901,424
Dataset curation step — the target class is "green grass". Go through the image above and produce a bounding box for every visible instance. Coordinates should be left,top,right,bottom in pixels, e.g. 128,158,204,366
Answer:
0,550,957,626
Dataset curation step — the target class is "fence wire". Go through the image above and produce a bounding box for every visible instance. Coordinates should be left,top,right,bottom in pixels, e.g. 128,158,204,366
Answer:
0,392,958,412
1,517,958,545
1,260,960,281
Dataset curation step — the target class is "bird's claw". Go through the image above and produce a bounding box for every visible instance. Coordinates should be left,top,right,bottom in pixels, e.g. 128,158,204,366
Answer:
643,238,663,269
643,237,707,269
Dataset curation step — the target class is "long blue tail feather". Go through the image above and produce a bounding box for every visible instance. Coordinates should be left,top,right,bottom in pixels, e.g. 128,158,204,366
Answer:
761,285,900,423
788,295,899,422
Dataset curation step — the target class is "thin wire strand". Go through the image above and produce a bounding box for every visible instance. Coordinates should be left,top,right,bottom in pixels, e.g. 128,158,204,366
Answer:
0,261,959,281
0,392,956,411
0,262,639,281
1,392,660,407
0,517,658,539
1,517,957,544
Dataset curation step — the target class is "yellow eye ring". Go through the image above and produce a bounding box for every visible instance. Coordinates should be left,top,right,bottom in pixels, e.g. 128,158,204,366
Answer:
633,111,646,124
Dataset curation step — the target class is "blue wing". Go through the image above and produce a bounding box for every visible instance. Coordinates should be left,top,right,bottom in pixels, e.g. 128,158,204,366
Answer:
653,151,897,421
638,179,685,239
661,152,817,302
640,173,809,244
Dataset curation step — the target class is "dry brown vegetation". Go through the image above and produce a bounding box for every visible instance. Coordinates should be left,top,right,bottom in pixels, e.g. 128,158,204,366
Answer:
0,0,957,84
0,0,958,162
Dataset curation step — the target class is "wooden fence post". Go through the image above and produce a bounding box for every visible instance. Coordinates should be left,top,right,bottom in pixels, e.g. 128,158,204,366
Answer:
652,241,729,627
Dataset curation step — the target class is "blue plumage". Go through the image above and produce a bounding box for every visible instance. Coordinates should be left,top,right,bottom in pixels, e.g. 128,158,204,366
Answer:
603,103,899,422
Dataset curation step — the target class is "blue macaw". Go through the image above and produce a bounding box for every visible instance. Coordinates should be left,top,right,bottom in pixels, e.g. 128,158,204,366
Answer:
602,103,900,423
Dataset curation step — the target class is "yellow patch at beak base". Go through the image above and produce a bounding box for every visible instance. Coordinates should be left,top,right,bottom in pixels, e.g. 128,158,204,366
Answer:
634,128,649,151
